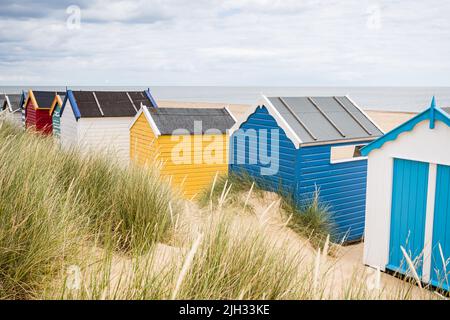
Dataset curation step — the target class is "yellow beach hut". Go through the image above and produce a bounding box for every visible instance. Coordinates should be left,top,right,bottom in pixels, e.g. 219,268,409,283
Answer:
130,105,235,199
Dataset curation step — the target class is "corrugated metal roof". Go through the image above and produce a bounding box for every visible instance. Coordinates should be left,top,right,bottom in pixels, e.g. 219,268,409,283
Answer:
148,107,235,135
267,96,383,144
72,91,150,118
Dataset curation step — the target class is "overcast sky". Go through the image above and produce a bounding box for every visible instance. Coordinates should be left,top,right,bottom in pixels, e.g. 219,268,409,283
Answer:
0,0,449,86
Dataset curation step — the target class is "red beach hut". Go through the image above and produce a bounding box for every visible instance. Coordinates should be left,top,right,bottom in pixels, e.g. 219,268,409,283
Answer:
24,90,60,135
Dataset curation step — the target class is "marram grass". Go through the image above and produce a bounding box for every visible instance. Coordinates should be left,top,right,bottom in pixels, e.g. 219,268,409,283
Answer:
0,122,179,298
0,121,442,300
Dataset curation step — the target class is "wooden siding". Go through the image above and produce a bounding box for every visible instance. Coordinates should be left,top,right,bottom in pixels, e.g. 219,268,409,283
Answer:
229,106,371,242
387,159,429,276
296,143,371,242
25,99,52,135
60,99,78,149
25,100,36,129
130,112,159,166
229,106,297,194
130,112,229,199
158,135,229,199
52,105,61,138
430,164,450,290
78,117,133,164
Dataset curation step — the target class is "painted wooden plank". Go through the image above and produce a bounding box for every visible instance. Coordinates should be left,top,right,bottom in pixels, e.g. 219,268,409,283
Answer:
230,106,297,195
387,158,429,277
296,142,371,242
430,164,450,290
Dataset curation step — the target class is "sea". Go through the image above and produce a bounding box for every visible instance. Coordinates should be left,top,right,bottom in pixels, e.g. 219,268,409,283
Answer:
1,86,450,112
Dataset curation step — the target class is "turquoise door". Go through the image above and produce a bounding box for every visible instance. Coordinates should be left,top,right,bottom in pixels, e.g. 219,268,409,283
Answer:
387,158,429,277
430,164,450,290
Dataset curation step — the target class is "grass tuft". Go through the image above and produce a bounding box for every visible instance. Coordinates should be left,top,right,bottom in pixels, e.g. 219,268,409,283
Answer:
0,121,179,298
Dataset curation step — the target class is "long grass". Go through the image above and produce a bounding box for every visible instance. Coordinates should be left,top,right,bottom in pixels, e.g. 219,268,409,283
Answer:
0,122,441,300
281,190,335,250
0,122,179,298
200,171,335,250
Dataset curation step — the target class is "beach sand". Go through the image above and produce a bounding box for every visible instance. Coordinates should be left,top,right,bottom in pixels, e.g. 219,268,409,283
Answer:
157,100,416,132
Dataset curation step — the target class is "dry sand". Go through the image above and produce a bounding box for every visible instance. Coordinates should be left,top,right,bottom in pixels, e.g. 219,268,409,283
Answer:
152,99,430,299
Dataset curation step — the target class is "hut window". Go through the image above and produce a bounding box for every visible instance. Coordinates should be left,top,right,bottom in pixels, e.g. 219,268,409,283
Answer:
330,144,367,163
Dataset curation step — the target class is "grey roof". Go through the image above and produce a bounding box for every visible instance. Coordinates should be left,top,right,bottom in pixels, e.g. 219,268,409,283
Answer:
148,107,235,135
33,91,61,108
267,96,383,145
72,91,149,118
0,94,5,111
1,93,23,112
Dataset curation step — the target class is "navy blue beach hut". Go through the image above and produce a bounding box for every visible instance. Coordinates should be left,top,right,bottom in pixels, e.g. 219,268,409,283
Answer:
229,95,384,242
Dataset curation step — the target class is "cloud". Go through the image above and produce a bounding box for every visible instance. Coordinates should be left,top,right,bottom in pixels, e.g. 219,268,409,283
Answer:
0,0,449,86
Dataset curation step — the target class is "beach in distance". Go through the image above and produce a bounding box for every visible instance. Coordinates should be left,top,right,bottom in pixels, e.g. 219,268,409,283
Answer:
2,86,450,112
157,99,416,132
1,86,434,131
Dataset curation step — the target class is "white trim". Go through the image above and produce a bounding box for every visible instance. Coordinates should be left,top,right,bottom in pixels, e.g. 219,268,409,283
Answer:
301,136,376,147
126,92,138,112
330,156,368,164
345,94,385,134
228,100,262,136
261,95,303,147
422,163,437,283
225,105,237,123
229,94,303,148
129,107,143,129
129,105,161,137
383,157,395,270
92,92,104,116
5,95,12,112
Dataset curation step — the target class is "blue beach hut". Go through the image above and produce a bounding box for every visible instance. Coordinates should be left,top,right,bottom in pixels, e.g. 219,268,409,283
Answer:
362,98,450,291
229,95,384,242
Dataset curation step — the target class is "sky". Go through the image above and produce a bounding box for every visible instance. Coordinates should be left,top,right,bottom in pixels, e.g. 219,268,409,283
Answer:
0,0,449,86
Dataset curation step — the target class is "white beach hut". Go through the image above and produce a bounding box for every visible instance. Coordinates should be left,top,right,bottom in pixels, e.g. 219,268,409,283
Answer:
361,98,450,291
0,92,26,127
59,89,157,163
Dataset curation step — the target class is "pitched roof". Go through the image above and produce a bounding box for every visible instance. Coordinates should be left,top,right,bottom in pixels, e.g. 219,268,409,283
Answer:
62,90,156,119
1,93,24,112
134,106,235,136
231,95,383,147
49,93,66,116
361,97,450,156
270,96,383,145
32,91,64,109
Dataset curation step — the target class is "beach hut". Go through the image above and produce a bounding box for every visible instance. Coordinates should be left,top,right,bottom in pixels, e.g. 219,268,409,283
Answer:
361,98,450,290
229,95,384,242
0,92,26,126
49,92,66,139
24,90,62,135
129,105,235,198
59,89,157,163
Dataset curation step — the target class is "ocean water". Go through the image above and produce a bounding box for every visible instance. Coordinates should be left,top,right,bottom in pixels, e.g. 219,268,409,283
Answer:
1,86,450,112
